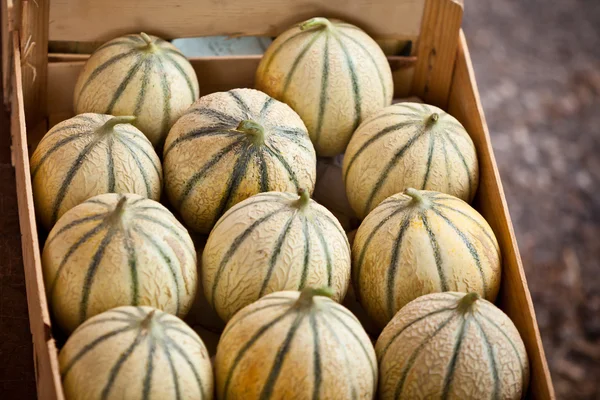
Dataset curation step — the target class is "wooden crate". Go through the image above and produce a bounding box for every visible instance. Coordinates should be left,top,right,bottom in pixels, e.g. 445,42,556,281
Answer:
4,0,555,398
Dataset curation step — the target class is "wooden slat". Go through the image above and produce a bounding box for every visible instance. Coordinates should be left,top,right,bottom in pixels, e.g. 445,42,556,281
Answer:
2,0,15,106
48,0,425,42
19,0,49,130
448,30,555,400
10,31,65,400
412,0,463,108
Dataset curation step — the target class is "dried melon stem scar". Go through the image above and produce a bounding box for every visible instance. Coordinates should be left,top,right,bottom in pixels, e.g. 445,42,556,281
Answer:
300,17,334,31
294,287,334,308
140,309,157,332
108,196,128,223
236,120,266,144
456,292,480,314
98,116,136,133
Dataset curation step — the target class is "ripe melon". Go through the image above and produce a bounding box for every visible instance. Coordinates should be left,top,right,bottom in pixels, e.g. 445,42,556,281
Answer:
255,17,393,157
215,288,377,399
202,189,351,322
42,193,197,333
376,292,529,400
60,306,213,400
163,88,317,234
353,188,501,328
73,33,199,147
30,114,162,231
343,102,479,219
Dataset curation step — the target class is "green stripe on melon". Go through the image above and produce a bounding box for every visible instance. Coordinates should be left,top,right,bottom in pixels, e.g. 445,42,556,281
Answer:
74,33,200,148
163,88,317,234
42,193,197,333
60,306,213,400
343,102,479,219
256,17,393,157
376,292,530,400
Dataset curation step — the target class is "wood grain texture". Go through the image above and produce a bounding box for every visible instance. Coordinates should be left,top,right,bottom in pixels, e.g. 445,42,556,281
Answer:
448,30,555,400
19,0,49,132
10,31,65,400
412,0,463,108
48,0,425,42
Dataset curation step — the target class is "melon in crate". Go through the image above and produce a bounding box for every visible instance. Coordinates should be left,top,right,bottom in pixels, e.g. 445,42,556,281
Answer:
30,114,162,230
215,288,377,399
376,292,529,400
42,193,197,333
163,88,317,234
256,17,393,157
59,306,213,400
202,189,351,322
343,102,479,219
73,33,199,148
352,188,501,328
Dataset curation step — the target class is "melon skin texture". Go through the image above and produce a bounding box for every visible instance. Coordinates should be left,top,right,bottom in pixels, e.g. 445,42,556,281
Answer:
42,193,197,334
73,33,200,148
164,88,317,234
60,306,214,400
376,292,530,400
202,190,351,322
30,114,162,231
352,188,501,328
343,102,479,219
255,17,393,157
215,289,377,399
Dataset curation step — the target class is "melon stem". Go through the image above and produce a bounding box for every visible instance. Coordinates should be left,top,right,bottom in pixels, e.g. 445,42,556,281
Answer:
109,196,128,224
236,120,265,144
404,188,430,207
428,113,440,125
295,287,334,308
294,188,311,209
99,116,136,133
457,292,480,314
140,32,157,50
140,309,156,332
300,17,334,31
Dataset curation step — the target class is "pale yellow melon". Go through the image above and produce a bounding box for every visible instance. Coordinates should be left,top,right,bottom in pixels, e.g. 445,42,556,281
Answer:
376,292,529,400
163,88,317,234
343,102,479,219
74,33,199,147
202,190,351,322
215,289,377,399
30,114,162,231
352,188,501,328
42,193,197,333
60,306,213,400
256,17,393,156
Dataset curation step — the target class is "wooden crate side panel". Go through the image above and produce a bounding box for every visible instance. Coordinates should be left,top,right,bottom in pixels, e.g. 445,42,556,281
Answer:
2,0,15,106
412,0,463,109
448,31,555,400
48,0,425,42
10,31,65,400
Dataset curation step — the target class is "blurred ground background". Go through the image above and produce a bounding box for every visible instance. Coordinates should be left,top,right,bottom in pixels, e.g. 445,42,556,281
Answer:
464,0,600,398
1,0,600,398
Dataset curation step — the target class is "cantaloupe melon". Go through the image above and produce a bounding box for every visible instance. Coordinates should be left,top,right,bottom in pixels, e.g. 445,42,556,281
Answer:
163,88,317,234
256,17,393,157
30,114,162,230
60,306,213,399
353,188,501,328
43,193,197,333
343,102,479,219
215,288,377,399
202,189,351,322
74,33,199,147
376,292,529,400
